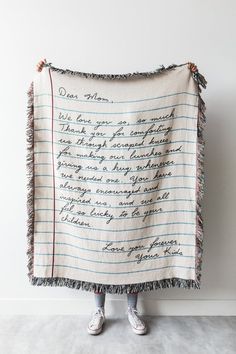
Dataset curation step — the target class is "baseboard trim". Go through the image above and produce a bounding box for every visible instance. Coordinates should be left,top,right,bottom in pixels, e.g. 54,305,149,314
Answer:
0,298,235,316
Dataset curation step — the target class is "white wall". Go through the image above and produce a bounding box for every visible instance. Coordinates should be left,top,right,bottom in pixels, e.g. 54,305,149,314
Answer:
1,0,236,315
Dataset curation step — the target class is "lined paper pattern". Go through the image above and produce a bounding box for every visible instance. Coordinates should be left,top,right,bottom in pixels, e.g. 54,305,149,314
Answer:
32,64,199,286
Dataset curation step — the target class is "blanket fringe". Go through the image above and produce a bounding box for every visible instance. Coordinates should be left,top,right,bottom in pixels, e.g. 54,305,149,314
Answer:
193,67,207,288
42,62,188,80
26,81,35,281
30,277,200,294
25,63,207,294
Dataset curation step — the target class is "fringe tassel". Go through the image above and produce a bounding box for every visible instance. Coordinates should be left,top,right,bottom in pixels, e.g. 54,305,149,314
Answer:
30,277,200,294
26,81,35,281
25,63,207,294
42,62,188,80
193,67,207,288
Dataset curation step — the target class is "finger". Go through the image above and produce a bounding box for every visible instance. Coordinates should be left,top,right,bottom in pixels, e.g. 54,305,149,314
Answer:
37,60,46,72
36,63,43,72
189,63,198,72
38,60,45,65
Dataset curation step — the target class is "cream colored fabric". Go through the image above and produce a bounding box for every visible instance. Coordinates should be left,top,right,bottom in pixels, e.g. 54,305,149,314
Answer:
32,64,200,286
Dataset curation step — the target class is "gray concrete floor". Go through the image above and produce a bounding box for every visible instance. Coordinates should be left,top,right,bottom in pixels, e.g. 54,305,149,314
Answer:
0,315,235,354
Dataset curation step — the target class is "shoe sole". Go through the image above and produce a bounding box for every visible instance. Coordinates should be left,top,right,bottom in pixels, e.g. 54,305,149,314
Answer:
87,322,105,335
131,326,147,335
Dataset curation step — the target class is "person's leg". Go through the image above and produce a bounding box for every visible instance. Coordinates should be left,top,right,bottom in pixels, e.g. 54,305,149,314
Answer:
126,292,147,335
127,291,138,309
87,290,106,335
94,290,106,309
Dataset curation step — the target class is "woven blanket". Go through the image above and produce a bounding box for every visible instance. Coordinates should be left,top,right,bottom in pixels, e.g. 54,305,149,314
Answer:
26,61,207,294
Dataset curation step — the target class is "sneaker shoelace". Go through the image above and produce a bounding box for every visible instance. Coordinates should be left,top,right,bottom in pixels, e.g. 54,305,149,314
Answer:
127,307,144,327
90,308,105,327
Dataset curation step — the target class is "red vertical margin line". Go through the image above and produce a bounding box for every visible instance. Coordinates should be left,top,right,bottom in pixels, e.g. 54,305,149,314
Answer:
48,68,56,278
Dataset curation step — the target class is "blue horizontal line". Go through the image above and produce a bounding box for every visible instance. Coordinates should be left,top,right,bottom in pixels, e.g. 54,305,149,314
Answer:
34,263,195,274
35,161,196,173
34,197,194,209
34,102,198,115
34,114,197,128
34,220,195,232
34,150,195,162
35,241,195,254
34,127,197,139
34,185,195,197
34,91,198,104
35,252,193,265
34,230,195,243
34,174,196,185
35,207,195,221
34,138,196,151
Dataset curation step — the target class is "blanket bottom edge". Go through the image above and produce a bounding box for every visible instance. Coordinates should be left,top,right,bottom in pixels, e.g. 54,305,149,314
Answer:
29,276,200,294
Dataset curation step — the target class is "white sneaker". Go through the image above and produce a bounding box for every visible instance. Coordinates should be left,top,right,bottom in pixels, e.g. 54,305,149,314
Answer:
87,307,106,335
126,306,147,335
